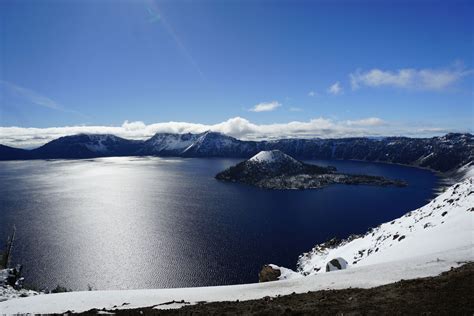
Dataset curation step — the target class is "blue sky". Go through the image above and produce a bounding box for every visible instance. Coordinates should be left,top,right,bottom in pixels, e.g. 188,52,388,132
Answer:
0,0,473,146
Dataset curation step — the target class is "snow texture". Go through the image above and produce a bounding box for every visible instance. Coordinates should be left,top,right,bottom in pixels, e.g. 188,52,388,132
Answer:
145,133,199,154
0,247,471,314
249,150,299,164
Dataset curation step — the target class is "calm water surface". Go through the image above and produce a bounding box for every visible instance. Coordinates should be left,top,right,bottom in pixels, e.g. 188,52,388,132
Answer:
0,157,439,290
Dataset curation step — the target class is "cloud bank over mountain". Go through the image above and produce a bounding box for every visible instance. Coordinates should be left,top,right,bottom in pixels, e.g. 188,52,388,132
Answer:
1,117,466,149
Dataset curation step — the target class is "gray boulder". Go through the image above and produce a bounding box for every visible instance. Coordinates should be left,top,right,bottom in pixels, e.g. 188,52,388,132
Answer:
326,257,348,272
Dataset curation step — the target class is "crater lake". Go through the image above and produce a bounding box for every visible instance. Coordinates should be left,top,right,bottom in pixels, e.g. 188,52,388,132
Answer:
0,157,439,290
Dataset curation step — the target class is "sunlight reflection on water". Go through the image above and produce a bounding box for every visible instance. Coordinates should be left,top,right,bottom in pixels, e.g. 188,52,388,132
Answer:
0,157,438,290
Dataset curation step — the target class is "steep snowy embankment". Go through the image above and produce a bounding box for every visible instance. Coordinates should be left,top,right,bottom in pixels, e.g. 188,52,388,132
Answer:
296,177,473,275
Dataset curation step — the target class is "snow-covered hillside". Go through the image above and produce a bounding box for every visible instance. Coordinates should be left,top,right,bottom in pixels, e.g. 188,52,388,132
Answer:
440,161,474,188
181,131,259,157
31,134,143,159
141,133,200,155
140,131,260,157
294,177,473,275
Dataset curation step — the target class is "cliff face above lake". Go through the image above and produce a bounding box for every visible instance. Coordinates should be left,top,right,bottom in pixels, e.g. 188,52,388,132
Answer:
215,150,406,190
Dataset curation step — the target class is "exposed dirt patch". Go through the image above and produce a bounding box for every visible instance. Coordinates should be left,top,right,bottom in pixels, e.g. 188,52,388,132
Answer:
72,262,474,316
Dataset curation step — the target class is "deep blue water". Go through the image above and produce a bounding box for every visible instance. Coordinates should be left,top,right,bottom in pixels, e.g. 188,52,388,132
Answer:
0,157,439,290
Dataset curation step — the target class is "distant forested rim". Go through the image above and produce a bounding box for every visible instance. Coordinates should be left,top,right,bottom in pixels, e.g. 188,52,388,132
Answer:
0,132,472,173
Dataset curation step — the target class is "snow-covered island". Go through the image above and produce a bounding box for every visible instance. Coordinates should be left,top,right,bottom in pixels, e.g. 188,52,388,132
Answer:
215,150,406,189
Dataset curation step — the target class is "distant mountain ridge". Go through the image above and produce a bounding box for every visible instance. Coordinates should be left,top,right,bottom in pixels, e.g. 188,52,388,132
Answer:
0,132,472,173
32,134,143,159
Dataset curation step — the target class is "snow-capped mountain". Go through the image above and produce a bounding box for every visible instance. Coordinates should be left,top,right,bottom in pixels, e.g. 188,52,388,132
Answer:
1,132,472,173
181,131,261,157
140,132,201,156
31,134,143,159
292,177,473,276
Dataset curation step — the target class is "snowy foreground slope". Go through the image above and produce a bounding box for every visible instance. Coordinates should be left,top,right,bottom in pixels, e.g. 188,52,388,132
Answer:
294,177,474,275
0,248,471,314
0,178,472,314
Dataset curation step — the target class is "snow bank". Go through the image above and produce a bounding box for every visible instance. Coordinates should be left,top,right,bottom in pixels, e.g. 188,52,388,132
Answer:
0,247,471,314
0,284,39,303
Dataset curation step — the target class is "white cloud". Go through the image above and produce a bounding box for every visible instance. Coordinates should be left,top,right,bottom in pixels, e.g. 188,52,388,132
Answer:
308,91,317,97
1,116,464,149
122,120,147,131
249,101,281,112
327,82,343,95
350,64,472,91
345,117,386,126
